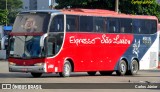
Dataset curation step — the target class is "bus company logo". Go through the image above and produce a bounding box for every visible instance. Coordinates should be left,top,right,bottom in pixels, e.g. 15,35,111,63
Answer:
142,37,151,45
131,0,153,4
2,84,11,89
69,34,131,46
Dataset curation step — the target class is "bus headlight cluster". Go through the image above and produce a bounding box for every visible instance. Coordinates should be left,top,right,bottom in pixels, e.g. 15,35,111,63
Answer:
9,62,16,66
34,63,44,66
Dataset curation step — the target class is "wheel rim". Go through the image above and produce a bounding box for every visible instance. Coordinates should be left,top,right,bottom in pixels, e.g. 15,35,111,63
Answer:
120,63,126,73
132,61,138,73
64,63,70,76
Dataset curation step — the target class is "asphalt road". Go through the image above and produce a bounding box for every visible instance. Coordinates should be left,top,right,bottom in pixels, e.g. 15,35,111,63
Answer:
0,61,160,92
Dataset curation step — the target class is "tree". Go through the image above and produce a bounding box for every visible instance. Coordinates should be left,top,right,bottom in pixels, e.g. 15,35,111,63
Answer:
55,0,115,10
0,0,22,25
0,10,8,25
55,0,160,21
119,0,160,21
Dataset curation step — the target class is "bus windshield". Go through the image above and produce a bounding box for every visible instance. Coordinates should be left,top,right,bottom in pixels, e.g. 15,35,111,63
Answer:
9,36,44,58
12,13,50,33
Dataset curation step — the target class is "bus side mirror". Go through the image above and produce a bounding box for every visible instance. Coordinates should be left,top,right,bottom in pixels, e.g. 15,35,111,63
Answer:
40,33,48,47
1,35,8,50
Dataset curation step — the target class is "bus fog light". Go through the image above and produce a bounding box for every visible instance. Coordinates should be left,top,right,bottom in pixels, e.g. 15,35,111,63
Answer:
34,63,44,66
9,62,16,66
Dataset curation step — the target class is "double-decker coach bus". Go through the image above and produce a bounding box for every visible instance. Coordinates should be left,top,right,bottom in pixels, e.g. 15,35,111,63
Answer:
2,9,158,77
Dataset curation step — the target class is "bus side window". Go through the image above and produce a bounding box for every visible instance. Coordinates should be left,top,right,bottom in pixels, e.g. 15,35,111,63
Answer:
150,20,157,34
146,20,157,34
144,20,151,34
80,16,93,32
140,20,147,34
93,17,104,33
119,18,132,33
120,27,125,33
66,15,76,32
104,18,107,33
50,15,64,32
133,19,148,34
132,19,141,34
111,26,116,33
108,18,119,33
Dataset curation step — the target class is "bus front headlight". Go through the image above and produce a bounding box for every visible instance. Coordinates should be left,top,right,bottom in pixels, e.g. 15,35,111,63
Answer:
9,62,16,66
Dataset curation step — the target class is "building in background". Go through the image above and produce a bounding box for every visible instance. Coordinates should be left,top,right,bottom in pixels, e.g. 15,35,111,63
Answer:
21,0,58,11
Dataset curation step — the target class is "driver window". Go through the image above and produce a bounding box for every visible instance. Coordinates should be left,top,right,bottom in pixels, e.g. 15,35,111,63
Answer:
50,15,64,32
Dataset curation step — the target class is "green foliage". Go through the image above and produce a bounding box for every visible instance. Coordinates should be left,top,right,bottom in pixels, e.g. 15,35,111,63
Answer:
0,0,22,25
56,0,115,10
56,0,160,22
0,10,8,25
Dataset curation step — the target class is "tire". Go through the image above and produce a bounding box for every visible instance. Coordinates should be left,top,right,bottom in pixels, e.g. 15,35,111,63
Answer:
127,59,139,75
59,60,72,77
31,73,42,78
99,71,113,76
87,72,96,76
116,60,127,76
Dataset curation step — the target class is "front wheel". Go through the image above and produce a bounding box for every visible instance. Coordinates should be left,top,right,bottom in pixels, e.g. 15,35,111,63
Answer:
31,73,42,78
59,60,72,77
116,60,127,76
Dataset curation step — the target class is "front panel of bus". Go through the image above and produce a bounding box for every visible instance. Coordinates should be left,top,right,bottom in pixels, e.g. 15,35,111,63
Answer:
8,12,52,73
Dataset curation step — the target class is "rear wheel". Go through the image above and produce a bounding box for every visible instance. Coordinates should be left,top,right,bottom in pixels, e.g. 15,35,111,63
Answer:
127,59,139,75
31,73,42,78
116,60,127,76
59,60,72,77
99,71,113,76
87,72,96,76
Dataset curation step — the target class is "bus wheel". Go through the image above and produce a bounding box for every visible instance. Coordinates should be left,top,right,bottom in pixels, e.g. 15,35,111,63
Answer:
31,73,42,78
99,71,113,76
87,72,96,76
127,59,139,75
116,60,127,76
59,60,72,77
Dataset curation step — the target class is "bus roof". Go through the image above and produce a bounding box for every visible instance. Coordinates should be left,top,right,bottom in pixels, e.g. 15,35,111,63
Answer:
61,9,157,20
19,9,157,20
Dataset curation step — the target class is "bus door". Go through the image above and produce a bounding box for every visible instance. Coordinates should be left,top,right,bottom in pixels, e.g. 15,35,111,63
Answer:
47,14,64,57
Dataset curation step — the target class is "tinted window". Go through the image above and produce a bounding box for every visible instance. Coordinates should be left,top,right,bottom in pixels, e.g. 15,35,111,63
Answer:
80,16,93,32
150,20,157,34
119,18,132,33
66,15,77,32
50,15,64,32
132,19,157,34
93,17,105,32
107,18,119,33
132,19,142,34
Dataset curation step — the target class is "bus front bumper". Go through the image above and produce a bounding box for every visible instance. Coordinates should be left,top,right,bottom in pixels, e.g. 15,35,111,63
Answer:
9,65,45,73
